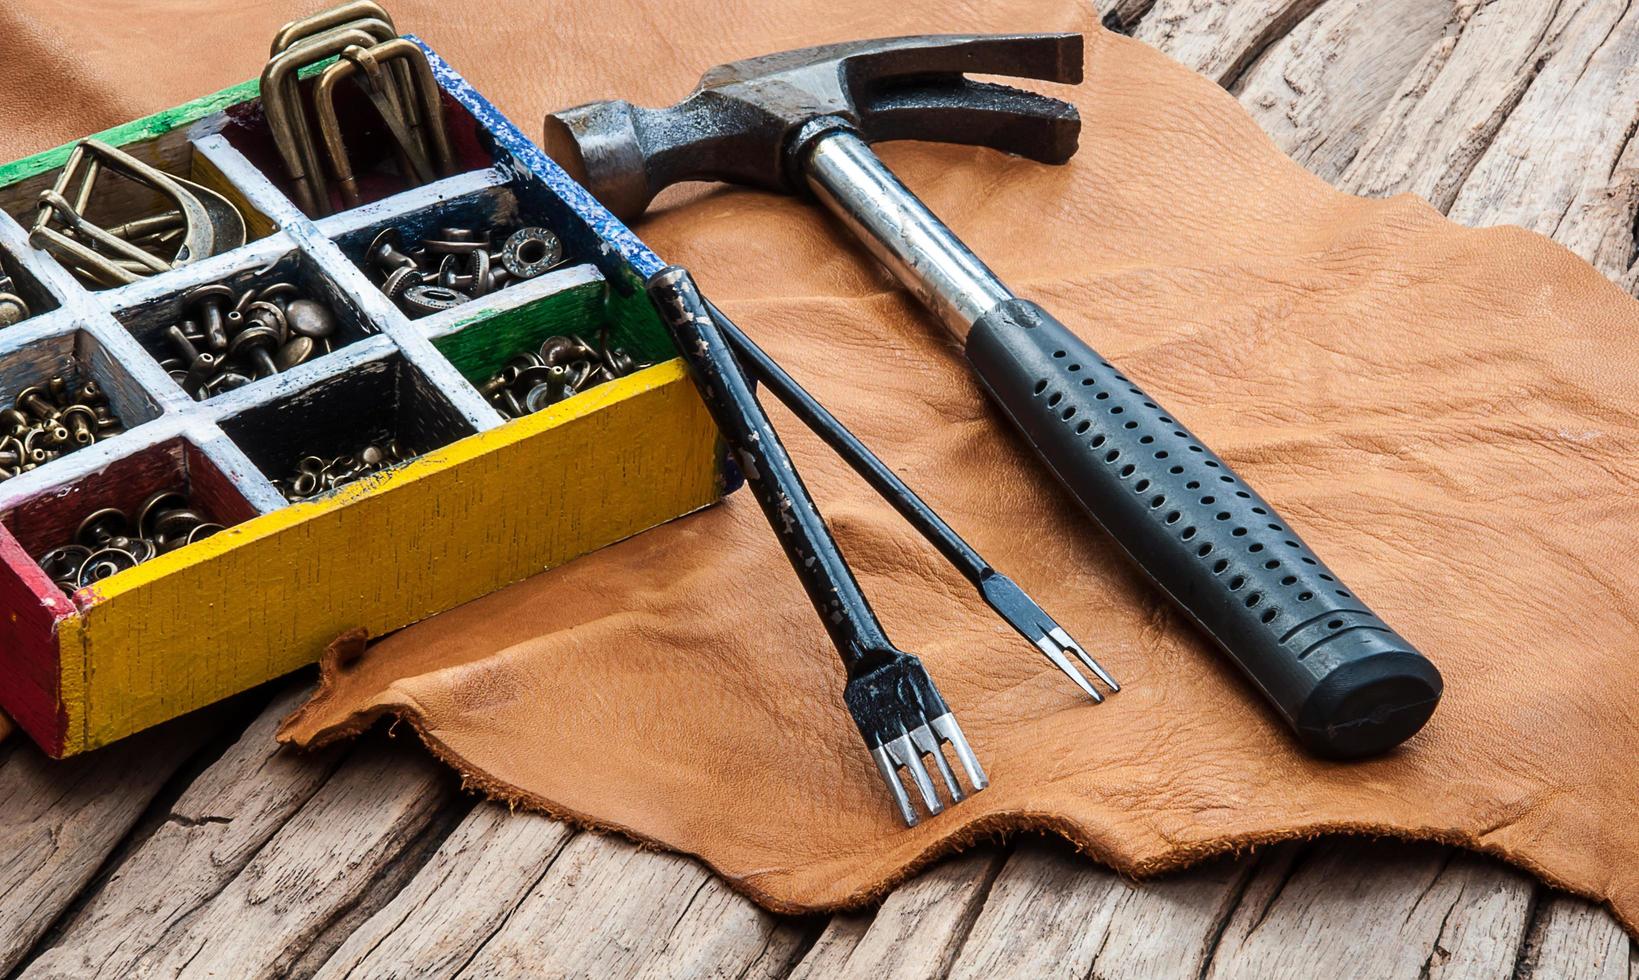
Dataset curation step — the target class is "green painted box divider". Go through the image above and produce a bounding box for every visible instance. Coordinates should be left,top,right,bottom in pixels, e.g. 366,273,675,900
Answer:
433,277,676,384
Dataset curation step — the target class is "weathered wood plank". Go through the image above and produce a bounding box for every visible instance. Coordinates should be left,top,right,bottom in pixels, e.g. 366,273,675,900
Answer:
1201,840,1533,978
448,830,795,979
310,804,575,980
1134,0,1328,85
948,841,1259,979
779,847,1007,980
19,682,342,980
732,919,818,980
785,914,872,979
1447,0,1639,281
104,736,456,979
630,871,813,980
1519,895,1632,980
1338,0,1590,209
1233,0,1458,182
0,714,218,976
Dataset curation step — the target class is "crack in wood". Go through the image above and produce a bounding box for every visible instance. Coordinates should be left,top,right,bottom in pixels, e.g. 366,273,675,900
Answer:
1192,850,1265,980
288,792,477,980
419,822,581,980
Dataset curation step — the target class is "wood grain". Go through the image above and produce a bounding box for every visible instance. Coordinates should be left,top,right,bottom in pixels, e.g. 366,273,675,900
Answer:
107,736,456,978
1204,840,1533,978
948,842,1257,980
312,804,577,980
1337,0,1590,209
19,682,342,980
786,848,1006,980
1447,0,1639,280
447,829,797,979
1233,0,1457,182
1134,0,1327,85
1520,895,1633,980
0,715,218,975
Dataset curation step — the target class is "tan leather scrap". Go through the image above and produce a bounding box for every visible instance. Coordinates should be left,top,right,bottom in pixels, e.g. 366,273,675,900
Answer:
31,0,1612,933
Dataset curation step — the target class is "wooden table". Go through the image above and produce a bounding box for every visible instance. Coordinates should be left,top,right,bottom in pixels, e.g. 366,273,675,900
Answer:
4,1,1637,976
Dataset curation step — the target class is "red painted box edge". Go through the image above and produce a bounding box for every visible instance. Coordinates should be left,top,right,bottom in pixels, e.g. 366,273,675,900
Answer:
0,521,76,755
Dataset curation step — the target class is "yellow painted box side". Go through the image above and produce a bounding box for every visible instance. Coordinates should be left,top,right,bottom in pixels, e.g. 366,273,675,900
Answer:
53,361,720,755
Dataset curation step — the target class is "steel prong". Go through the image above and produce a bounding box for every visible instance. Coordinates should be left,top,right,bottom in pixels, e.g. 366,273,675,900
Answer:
1050,626,1119,692
871,745,919,826
929,713,987,793
887,732,943,816
910,724,963,804
1033,634,1102,701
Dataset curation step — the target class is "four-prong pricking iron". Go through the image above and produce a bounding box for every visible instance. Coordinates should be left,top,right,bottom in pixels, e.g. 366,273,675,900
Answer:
649,266,1115,825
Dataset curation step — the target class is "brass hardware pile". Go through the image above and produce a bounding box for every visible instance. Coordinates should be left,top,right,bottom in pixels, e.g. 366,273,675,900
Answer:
480,333,645,419
0,375,124,482
0,274,31,327
265,2,455,216
29,139,248,289
155,280,341,400
365,223,565,317
35,492,224,595
276,439,413,501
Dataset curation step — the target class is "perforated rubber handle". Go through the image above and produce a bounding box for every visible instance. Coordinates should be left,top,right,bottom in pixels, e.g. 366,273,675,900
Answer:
965,300,1441,757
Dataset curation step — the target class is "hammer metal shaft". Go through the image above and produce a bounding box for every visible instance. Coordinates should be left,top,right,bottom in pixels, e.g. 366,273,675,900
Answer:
803,132,1012,340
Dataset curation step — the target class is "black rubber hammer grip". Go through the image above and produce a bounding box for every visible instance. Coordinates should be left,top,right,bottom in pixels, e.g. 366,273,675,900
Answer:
965,299,1442,757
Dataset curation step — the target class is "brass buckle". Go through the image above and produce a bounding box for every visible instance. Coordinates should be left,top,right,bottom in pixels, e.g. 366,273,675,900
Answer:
28,139,246,288
313,39,456,209
262,3,449,216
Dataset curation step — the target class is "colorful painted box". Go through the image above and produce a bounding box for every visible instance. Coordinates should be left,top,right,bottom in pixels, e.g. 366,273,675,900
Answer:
0,40,726,757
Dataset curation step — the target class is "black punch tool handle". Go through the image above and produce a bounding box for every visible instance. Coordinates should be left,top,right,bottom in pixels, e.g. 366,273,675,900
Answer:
965,299,1442,757
645,266,892,672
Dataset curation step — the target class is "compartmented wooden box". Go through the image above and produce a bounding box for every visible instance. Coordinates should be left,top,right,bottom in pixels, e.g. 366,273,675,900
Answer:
0,39,728,757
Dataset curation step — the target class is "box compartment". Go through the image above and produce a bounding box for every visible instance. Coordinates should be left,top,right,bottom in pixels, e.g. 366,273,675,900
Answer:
220,349,477,496
0,435,257,578
0,326,165,468
329,177,613,322
218,64,496,218
114,245,379,402
426,263,676,401
0,126,278,289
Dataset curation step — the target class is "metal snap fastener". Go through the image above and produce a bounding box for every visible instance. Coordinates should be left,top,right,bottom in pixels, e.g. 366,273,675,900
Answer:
285,298,338,339
138,491,189,538
0,291,29,327
78,547,139,586
401,284,469,315
38,544,90,581
501,226,562,279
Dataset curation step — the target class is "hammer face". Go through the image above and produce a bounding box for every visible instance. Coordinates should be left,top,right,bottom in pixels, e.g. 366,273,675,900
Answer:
545,32,1083,222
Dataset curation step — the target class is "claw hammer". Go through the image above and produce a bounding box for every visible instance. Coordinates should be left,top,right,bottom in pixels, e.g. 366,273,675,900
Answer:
544,32,1442,757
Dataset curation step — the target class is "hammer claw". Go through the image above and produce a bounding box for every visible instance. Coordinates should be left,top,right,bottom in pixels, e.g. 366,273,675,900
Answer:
868,79,1080,165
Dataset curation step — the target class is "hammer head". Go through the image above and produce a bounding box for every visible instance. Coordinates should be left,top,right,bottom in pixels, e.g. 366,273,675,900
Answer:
543,33,1083,222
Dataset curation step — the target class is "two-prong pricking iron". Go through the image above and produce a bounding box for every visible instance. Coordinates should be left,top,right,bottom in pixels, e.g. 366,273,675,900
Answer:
648,266,1115,825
